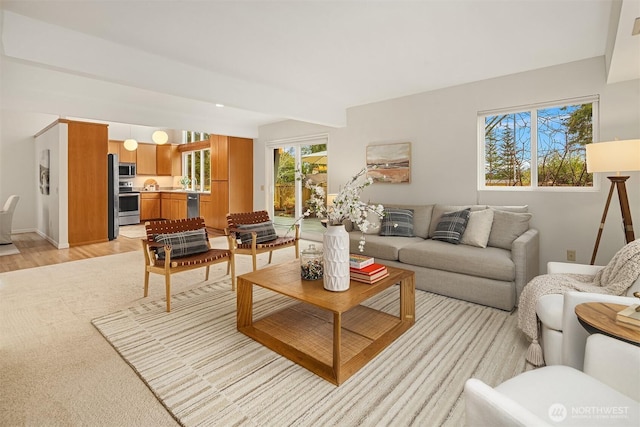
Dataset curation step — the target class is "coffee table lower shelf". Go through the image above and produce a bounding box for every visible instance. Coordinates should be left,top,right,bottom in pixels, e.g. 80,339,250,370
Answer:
239,302,412,385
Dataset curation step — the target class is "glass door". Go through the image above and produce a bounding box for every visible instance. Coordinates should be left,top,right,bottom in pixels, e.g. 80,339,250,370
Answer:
270,138,327,236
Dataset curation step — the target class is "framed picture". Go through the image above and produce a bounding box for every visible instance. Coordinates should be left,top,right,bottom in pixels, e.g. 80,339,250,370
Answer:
366,142,411,183
39,149,50,195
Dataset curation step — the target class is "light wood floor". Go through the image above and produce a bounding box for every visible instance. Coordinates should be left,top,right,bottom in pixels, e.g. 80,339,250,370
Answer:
0,228,225,273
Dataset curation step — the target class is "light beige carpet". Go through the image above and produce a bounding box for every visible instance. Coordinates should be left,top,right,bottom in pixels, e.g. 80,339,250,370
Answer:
93,280,528,426
1,237,527,426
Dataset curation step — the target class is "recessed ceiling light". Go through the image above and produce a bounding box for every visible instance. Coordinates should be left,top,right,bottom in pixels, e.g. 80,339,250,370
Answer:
633,17,640,36
215,103,225,108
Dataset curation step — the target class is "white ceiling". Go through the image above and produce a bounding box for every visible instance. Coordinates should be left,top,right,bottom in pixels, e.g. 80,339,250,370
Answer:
1,0,639,135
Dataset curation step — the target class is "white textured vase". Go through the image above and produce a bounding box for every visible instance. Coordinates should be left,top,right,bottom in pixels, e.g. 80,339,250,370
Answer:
322,224,350,292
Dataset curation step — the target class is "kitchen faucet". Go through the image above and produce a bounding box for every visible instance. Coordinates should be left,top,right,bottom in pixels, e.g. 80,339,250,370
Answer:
192,176,198,191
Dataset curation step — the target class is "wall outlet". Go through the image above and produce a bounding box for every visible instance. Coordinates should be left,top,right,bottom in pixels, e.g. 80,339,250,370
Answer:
567,250,576,262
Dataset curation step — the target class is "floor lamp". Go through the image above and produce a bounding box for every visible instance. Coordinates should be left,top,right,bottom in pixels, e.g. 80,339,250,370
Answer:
586,139,640,265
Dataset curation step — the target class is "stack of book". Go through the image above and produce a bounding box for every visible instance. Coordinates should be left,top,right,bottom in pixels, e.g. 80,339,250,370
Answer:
349,254,389,284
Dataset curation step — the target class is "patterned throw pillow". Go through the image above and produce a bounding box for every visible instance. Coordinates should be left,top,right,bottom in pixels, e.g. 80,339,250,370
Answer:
379,208,414,237
236,221,278,244
154,228,209,259
432,209,471,244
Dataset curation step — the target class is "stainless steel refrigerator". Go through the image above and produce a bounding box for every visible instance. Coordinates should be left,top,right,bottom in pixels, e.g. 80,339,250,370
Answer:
107,153,119,240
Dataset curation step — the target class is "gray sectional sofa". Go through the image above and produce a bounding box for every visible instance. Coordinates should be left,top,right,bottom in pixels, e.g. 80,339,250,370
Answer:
347,204,539,311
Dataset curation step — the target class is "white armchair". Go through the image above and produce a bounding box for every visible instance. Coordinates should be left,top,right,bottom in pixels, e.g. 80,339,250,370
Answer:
0,195,19,244
536,261,640,369
465,334,640,426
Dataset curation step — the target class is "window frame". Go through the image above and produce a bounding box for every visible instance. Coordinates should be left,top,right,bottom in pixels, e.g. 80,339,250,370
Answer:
477,96,600,192
182,148,211,192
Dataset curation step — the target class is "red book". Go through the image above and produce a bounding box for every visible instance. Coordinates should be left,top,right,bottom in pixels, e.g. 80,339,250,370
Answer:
350,262,386,276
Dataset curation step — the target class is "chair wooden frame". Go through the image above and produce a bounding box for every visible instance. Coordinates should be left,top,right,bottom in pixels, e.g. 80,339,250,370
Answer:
225,210,299,272
142,217,235,312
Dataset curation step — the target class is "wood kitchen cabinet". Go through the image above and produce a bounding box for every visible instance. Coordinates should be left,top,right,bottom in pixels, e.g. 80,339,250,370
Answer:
140,192,161,221
160,192,187,220
68,120,109,245
108,140,136,163
157,144,181,176
136,143,156,175
207,135,253,230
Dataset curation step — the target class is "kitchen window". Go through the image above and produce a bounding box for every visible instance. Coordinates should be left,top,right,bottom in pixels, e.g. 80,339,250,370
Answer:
478,96,599,190
183,130,210,143
183,149,211,192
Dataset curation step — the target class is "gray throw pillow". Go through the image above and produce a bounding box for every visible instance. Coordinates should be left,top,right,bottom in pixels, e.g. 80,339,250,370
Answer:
236,221,277,244
154,228,209,259
461,209,494,248
379,208,414,237
487,210,532,249
432,209,471,244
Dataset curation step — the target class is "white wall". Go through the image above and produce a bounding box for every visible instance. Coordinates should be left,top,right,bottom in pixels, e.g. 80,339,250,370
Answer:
33,122,69,248
256,57,640,270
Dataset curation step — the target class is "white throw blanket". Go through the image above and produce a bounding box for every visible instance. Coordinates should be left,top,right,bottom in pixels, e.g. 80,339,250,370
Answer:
518,239,640,366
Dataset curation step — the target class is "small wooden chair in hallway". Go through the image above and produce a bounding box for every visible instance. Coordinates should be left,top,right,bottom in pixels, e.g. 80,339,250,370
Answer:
225,210,299,272
142,217,235,312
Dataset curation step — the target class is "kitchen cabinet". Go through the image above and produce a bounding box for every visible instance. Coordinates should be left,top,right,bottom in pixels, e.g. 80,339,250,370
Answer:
140,192,161,220
136,143,156,175
199,194,214,227
210,181,230,229
157,144,181,176
160,192,187,220
208,135,253,229
211,135,229,180
68,120,109,245
108,140,137,163
171,193,188,220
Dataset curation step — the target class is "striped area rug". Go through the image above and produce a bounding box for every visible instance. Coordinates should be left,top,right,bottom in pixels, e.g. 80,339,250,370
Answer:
92,280,527,426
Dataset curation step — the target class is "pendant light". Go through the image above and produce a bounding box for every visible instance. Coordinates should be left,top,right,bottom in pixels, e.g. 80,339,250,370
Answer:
152,130,169,145
123,125,138,151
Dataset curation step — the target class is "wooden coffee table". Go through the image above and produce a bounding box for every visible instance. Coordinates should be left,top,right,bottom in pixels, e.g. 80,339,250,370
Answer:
236,259,416,385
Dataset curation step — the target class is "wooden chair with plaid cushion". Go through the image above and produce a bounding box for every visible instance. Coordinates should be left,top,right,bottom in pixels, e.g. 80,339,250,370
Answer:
142,217,235,312
225,210,299,272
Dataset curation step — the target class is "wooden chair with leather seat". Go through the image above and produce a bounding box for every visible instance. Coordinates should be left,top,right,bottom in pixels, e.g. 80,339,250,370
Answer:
225,210,299,272
142,217,235,312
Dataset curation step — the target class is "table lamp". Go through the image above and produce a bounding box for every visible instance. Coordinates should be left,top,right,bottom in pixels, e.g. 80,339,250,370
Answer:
586,139,640,264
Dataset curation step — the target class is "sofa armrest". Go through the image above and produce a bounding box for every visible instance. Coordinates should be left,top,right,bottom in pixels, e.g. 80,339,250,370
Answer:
584,334,640,401
547,262,604,275
512,228,539,306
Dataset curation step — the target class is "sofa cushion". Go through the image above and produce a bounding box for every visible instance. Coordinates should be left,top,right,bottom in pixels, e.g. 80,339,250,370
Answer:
380,208,414,237
348,232,423,261
428,204,487,237
488,205,529,213
236,220,278,244
154,228,209,260
374,203,433,238
487,210,532,250
461,208,494,248
398,239,515,282
432,208,471,244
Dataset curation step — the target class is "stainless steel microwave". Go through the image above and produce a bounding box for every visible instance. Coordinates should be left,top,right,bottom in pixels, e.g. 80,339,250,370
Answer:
118,162,136,178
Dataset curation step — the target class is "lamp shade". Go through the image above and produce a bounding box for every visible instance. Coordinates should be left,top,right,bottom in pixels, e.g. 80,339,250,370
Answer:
585,139,640,173
123,138,138,151
152,130,169,145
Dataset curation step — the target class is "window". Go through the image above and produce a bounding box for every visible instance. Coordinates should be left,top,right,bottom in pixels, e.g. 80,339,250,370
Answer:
479,97,598,190
183,149,211,191
183,130,210,143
